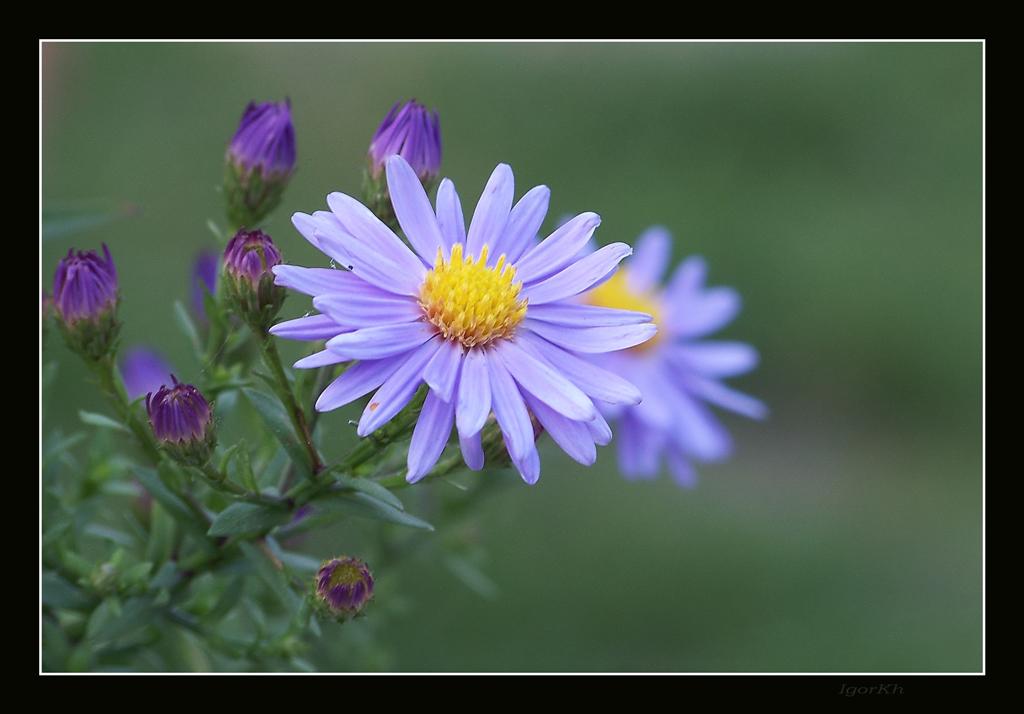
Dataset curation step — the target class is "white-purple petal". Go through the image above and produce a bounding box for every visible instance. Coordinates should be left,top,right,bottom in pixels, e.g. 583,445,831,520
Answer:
486,357,534,461
684,376,768,419
515,212,601,284
386,155,445,264
357,338,442,436
511,442,540,485
326,322,434,361
435,178,465,251
422,340,464,403
270,314,341,341
294,349,347,370
314,227,420,297
313,292,422,329
516,331,642,405
272,265,360,297
498,185,550,264
523,392,596,466
522,242,632,305
466,164,514,258
493,340,595,422
666,341,759,378
315,354,407,412
522,319,657,354
455,348,491,437
326,191,426,277
459,430,484,471
667,287,741,338
406,390,456,483
527,302,652,328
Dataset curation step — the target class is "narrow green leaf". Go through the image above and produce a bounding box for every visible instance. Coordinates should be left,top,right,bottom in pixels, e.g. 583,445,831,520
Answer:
42,571,94,610
207,502,290,537
78,410,130,433
331,471,405,511
443,555,499,600
173,300,201,354
82,523,136,547
242,388,311,478
145,502,176,568
203,576,245,623
313,491,434,531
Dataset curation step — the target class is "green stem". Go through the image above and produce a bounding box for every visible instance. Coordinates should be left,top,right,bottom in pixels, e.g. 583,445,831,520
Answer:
256,334,324,476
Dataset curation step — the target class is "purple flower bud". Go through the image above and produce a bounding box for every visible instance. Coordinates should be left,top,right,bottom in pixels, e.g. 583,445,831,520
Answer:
224,100,296,228
121,347,174,401
191,250,220,322
52,244,121,360
227,100,296,177
222,229,286,329
368,100,441,183
146,376,216,465
315,556,374,618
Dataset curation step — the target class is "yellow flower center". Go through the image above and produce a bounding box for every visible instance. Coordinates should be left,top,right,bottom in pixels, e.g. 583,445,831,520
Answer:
585,270,662,352
419,244,528,349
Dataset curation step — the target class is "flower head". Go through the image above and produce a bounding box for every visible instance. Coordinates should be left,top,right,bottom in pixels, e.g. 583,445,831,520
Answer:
273,156,656,484
145,377,216,465
584,227,766,487
121,347,174,401
191,250,219,322
222,229,285,328
224,99,296,228
315,556,374,617
52,244,120,360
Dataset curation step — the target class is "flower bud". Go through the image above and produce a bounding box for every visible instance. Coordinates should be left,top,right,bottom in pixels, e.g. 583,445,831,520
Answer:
224,100,296,228
363,100,442,226
314,556,374,620
52,244,120,360
146,377,216,466
221,229,285,329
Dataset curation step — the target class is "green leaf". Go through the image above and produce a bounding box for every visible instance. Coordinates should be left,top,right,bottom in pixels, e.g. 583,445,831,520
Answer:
203,576,245,623
223,441,258,493
443,555,499,600
86,596,157,647
43,200,138,242
82,523,136,548
145,502,176,568
42,571,95,610
208,502,290,537
313,491,434,531
242,388,311,479
239,541,301,612
135,467,194,525
173,300,201,354
149,561,181,590
331,471,405,511
78,410,130,433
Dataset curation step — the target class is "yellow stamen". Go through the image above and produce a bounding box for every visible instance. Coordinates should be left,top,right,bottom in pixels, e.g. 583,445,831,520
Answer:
585,270,662,352
419,244,528,348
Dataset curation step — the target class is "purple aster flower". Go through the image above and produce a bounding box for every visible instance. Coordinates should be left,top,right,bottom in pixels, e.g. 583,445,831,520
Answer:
145,376,216,466
272,155,657,484
121,347,174,401
224,99,296,228
190,250,219,322
51,244,120,360
222,229,286,328
315,556,374,617
368,100,441,183
584,227,766,487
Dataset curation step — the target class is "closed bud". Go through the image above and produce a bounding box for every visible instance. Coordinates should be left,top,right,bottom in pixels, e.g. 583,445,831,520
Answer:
314,556,374,621
52,244,120,361
146,377,216,466
222,229,286,330
224,100,296,228
363,100,441,227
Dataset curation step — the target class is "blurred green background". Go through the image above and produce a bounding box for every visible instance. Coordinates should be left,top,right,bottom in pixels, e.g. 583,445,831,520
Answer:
41,42,982,672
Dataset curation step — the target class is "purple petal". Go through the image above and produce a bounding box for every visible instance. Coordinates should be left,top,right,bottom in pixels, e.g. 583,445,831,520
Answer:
406,390,456,482
617,411,665,479
498,185,550,263
523,392,596,466
626,226,671,293
684,376,768,419
486,357,534,461
527,302,652,328
326,322,434,361
313,226,421,297
386,155,445,264
357,338,442,436
511,441,540,485
587,410,613,446
313,292,422,329
270,314,341,341
315,354,407,412
435,178,465,251
272,265,361,297
292,211,348,259
422,340,464,403
666,255,707,300
516,331,642,405
522,243,632,305
668,287,741,338
661,386,733,461
666,341,759,378
294,349,347,369
522,319,657,354
326,191,426,277
493,341,595,422
459,430,484,471
466,164,514,258
667,447,699,488
455,348,491,437
516,212,601,284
